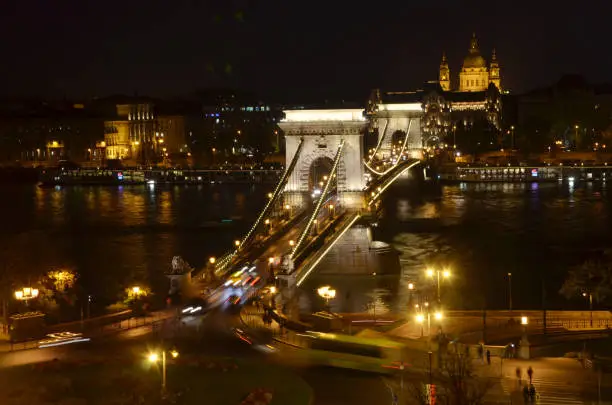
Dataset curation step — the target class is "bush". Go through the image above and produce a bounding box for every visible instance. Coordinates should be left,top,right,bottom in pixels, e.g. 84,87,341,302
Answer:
105,302,128,313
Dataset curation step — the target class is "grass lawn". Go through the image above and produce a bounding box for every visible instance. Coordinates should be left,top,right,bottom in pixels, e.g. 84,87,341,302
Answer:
0,357,313,405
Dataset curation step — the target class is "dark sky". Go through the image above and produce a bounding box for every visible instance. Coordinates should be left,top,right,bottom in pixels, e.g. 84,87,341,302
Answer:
0,0,610,101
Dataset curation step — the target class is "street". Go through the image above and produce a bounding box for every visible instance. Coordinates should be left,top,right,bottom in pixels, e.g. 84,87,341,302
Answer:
0,304,392,405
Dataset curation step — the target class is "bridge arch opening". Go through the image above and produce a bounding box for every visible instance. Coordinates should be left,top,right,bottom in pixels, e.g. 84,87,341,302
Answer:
309,156,334,193
391,130,406,147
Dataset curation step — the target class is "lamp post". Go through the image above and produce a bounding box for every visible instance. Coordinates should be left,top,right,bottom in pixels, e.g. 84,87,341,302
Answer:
14,287,40,307
317,285,336,313
519,316,530,359
268,257,276,283
583,292,593,327
507,272,513,312
264,218,271,235
328,204,335,218
426,268,450,303
148,349,179,394
415,309,443,350
416,310,442,382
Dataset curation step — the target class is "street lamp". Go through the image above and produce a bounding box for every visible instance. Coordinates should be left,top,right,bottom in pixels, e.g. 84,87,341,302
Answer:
317,285,336,312
328,204,335,218
208,257,216,265
507,272,513,312
416,310,442,382
415,310,443,349
234,240,241,248
289,240,295,247
519,316,530,359
582,292,593,327
15,287,39,306
148,349,179,393
426,268,451,303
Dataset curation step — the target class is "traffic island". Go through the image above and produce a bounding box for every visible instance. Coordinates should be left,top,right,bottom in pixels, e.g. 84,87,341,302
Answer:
0,357,313,405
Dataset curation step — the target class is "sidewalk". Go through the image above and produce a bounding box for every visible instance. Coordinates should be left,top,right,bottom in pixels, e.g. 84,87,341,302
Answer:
0,309,175,353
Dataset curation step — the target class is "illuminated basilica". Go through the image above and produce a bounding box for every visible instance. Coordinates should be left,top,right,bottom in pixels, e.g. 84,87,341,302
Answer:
439,33,501,92
420,33,503,145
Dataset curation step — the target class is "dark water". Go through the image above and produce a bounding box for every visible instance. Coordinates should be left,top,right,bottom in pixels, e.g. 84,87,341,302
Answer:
1,179,610,314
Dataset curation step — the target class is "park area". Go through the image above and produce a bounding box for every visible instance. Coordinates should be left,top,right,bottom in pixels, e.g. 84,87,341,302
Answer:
0,356,313,405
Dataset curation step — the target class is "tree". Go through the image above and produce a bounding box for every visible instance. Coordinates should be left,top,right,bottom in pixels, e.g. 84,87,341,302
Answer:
407,353,493,405
560,252,612,304
0,231,53,322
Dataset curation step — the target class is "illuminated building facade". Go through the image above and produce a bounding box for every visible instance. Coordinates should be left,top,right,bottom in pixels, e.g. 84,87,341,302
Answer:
103,100,188,164
440,33,502,92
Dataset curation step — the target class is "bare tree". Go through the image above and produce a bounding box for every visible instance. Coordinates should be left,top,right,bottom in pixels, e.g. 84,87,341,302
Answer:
407,353,493,405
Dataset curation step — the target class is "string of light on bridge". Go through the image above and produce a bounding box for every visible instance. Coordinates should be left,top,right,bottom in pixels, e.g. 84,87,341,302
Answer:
367,160,421,207
214,138,306,273
363,120,412,176
291,140,345,258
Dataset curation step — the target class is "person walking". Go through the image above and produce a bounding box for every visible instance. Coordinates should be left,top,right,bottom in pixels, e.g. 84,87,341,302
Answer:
486,349,491,365
527,366,533,384
516,367,522,387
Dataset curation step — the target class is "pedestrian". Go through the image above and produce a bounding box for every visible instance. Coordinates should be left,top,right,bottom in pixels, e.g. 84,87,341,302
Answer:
477,344,483,361
527,366,533,384
516,367,522,386
486,349,491,365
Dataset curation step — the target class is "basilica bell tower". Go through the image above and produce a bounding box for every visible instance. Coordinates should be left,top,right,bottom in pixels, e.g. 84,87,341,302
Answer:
439,52,451,91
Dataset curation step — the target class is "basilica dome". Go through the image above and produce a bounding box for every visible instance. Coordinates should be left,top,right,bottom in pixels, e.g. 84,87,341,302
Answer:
462,51,486,69
462,33,487,69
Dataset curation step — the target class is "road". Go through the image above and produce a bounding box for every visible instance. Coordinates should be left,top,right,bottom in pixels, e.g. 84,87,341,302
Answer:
0,303,391,405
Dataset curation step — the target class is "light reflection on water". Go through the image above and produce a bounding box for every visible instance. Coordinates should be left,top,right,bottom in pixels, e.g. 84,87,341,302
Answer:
2,178,611,313
307,179,612,312
0,184,267,307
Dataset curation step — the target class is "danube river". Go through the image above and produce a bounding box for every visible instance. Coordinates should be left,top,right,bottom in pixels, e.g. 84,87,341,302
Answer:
1,179,611,314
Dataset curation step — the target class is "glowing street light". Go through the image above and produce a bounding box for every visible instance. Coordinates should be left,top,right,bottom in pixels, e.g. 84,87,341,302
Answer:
521,316,528,325
14,287,39,305
408,283,414,290
426,268,451,303
208,257,216,265
148,349,179,393
289,240,295,247
234,240,241,247
317,285,336,312
415,310,443,349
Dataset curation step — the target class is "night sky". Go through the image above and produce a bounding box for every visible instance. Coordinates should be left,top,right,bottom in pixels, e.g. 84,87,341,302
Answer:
1,0,611,101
